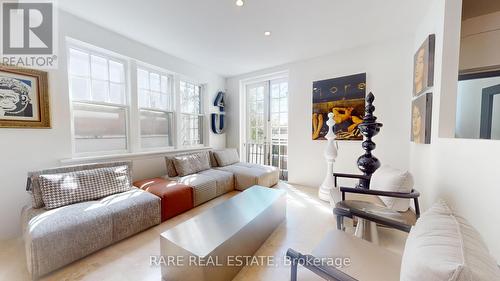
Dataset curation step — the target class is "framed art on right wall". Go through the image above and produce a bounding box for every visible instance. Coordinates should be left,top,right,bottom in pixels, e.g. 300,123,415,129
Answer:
411,92,433,144
413,34,435,97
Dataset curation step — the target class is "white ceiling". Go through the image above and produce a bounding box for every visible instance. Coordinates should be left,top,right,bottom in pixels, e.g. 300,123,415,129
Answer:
59,0,429,77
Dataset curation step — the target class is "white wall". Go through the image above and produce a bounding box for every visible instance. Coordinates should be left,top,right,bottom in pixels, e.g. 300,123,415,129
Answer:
410,0,500,260
226,37,414,188
0,10,226,239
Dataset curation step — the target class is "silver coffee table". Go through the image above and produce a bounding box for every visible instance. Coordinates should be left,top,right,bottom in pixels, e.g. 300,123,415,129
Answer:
160,185,286,281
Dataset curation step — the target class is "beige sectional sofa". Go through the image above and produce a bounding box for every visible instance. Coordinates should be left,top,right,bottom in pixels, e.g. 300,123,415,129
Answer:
217,162,280,190
170,169,235,206
21,149,277,279
164,148,279,206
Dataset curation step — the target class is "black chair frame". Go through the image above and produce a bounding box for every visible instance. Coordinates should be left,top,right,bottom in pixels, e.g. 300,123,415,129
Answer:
286,248,358,281
333,173,420,233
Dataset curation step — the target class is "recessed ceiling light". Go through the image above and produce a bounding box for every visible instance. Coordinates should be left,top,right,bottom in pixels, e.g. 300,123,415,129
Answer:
236,0,244,7
264,31,271,36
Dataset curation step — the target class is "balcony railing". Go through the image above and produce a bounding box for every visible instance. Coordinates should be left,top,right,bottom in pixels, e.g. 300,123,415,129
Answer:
245,141,288,181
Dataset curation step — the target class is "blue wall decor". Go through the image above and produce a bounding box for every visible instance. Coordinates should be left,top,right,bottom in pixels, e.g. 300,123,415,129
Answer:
211,91,225,134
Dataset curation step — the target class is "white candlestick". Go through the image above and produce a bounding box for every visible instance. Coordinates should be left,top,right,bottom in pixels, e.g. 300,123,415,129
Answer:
318,112,339,203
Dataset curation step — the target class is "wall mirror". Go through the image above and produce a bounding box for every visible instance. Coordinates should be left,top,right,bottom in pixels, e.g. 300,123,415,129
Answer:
455,1,500,140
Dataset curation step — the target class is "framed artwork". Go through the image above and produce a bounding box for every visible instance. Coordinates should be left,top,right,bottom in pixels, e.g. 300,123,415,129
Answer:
413,34,435,97
411,92,432,144
0,65,50,128
312,73,366,140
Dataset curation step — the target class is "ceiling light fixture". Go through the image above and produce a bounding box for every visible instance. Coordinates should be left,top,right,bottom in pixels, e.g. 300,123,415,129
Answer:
264,31,271,36
236,0,244,7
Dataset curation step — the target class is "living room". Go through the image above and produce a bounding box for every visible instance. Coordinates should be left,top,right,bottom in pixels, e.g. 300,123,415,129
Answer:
0,0,499,280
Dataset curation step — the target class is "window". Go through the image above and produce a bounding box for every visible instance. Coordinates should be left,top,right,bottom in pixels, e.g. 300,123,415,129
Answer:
68,47,128,154
67,40,209,157
180,80,203,146
137,68,174,149
247,83,266,143
72,104,127,153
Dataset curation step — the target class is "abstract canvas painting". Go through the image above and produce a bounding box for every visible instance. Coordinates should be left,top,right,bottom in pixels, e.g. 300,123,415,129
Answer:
312,73,366,140
0,65,50,128
413,34,435,97
411,92,433,144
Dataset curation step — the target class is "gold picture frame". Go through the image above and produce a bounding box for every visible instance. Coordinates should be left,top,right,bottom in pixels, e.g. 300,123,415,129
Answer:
0,65,50,128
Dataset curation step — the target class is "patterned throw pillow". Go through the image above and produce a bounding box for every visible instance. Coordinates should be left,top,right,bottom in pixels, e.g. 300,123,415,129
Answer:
172,152,211,177
208,151,219,167
164,156,178,177
213,149,240,167
38,166,132,210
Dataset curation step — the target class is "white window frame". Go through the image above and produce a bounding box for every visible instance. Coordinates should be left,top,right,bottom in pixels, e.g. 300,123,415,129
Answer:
246,81,269,144
177,77,205,148
66,38,210,160
136,63,176,151
239,71,289,162
67,39,131,157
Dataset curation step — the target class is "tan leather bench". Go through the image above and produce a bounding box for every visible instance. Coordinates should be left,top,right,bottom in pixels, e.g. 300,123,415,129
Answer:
134,177,193,221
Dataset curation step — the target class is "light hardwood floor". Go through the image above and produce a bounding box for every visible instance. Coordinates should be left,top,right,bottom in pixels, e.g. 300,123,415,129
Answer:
0,182,407,281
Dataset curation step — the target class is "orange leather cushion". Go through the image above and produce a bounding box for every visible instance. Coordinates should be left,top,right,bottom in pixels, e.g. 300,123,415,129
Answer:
134,178,193,221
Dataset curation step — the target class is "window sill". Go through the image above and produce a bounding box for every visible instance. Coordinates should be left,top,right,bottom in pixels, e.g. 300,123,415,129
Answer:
60,146,212,164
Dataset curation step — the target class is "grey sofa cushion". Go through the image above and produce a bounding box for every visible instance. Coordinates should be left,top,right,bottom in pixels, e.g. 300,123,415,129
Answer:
217,163,279,191
199,169,234,196
172,151,211,176
38,165,132,209
166,150,217,177
212,149,240,166
22,201,114,279
99,189,161,241
22,188,160,280
27,161,132,209
400,200,500,281
28,185,45,209
171,173,217,206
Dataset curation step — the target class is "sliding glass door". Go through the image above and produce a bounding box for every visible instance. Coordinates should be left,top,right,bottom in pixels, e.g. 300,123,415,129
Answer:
245,78,288,180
